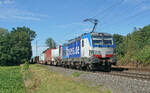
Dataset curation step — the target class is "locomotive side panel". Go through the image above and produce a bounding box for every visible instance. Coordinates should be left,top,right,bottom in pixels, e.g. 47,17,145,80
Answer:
81,33,92,58
67,40,81,59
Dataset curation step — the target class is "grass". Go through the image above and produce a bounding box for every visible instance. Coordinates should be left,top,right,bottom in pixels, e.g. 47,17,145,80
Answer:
105,89,112,93
0,66,26,93
23,64,104,93
0,64,112,93
72,72,81,77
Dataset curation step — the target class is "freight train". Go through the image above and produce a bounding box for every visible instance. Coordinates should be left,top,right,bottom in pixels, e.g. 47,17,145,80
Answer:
35,32,116,71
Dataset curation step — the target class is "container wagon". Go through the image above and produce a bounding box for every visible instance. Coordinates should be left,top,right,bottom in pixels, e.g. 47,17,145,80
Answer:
51,46,62,66
43,48,53,65
39,53,45,64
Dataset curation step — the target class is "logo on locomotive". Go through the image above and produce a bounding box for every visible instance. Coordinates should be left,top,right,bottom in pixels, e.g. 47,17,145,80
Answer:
67,40,81,58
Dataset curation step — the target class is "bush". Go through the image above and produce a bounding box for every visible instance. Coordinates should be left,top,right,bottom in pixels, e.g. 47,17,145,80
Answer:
135,45,150,64
114,25,150,66
22,62,29,72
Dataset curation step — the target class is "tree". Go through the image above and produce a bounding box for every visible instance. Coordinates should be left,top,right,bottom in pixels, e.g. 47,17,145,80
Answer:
11,26,36,41
0,28,11,65
10,27,36,64
0,26,36,66
0,28,8,36
114,24,150,65
113,34,124,45
46,38,57,48
113,34,124,56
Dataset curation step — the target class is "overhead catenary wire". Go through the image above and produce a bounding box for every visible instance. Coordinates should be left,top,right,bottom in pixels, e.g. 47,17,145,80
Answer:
62,0,146,43
82,0,125,33
112,0,147,23
63,0,125,38
91,0,125,19
98,0,148,31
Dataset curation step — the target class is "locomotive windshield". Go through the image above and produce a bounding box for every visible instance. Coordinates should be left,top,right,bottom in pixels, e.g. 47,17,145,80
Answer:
103,40,112,45
92,40,103,45
92,35,113,46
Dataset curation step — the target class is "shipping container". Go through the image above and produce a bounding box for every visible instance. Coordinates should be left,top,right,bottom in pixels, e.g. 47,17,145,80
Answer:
39,53,45,64
51,46,61,58
52,48,59,58
51,46,61,65
44,48,53,64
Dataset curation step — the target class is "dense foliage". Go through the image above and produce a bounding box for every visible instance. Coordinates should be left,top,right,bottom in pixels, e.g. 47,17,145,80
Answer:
45,37,57,48
114,25,150,65
0,27,36,66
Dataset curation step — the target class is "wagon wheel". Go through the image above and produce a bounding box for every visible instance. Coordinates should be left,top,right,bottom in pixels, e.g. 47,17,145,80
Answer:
86,64,93,71
78,65,83,71
104,64,111,72
76,65,81,70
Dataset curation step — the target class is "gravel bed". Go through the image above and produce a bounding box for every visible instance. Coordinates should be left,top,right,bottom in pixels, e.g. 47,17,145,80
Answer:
123,70,150,76
46,65,150,93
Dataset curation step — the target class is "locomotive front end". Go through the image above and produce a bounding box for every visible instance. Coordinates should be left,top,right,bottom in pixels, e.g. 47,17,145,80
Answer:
88,33,116,70
90,33,115,58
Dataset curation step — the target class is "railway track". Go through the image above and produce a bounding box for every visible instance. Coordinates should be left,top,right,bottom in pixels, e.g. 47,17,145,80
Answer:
95,71,150,81
44,64,150,81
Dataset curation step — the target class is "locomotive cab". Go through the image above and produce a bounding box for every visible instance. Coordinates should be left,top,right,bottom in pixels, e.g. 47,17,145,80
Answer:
81,32,116,71
90,33,114,59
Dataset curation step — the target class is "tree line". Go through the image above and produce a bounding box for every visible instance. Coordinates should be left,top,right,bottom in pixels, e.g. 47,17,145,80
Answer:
0,27,36,66
0,25,149,66
45,25,150,66
113,24,150,66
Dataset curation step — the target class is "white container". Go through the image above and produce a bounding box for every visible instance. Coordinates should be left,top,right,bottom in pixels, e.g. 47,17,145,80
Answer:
40,53,45,61
52,48,59,58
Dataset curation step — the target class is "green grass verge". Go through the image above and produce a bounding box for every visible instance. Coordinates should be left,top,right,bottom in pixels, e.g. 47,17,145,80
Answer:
0,66,26,93
23,64,105,93
72,72,81,77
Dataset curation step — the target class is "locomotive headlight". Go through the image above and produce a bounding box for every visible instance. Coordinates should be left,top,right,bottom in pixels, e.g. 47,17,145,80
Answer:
106,51,113,54
94,51,101,55
89,50,101,55
89,50,94,56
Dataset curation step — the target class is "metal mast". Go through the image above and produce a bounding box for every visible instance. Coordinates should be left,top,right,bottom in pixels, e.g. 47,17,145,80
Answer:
36,40,38,56
84,18,98,32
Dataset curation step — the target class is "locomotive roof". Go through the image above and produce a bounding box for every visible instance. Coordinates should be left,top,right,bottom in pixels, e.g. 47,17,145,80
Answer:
63,32,112,46
90,32,112,36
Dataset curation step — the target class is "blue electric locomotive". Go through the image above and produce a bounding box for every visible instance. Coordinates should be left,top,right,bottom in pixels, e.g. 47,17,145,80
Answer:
61,32,116,71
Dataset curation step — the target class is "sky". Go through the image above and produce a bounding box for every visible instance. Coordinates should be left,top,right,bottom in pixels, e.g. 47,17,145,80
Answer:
0,0,150,57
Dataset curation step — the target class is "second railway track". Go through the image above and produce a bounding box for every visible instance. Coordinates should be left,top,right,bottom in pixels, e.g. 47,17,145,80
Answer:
94,71,150,81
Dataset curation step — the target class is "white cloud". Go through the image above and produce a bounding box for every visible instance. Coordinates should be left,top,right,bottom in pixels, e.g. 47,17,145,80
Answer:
3,0,14,4
0,7,50,21
57,22,89,29
0,0,50,21
0,0,14,5
12,15,41,21
124,0,140,3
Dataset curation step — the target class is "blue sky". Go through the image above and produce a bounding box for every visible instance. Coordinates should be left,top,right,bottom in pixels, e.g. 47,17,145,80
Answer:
0,0,150,57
